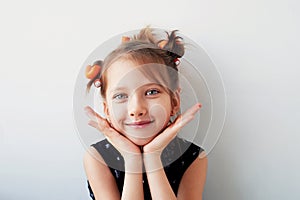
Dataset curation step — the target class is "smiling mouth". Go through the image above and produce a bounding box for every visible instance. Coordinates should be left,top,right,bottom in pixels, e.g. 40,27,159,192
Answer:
125,120,154,128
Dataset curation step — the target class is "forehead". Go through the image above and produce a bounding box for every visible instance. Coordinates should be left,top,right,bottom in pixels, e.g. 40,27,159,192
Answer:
105,60,168,91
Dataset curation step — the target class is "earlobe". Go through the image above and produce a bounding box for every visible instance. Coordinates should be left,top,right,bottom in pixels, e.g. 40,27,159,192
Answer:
170,110,176,116
171,106,180,116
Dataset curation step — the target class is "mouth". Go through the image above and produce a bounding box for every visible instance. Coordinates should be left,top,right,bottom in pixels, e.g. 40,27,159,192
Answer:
125,120,154,128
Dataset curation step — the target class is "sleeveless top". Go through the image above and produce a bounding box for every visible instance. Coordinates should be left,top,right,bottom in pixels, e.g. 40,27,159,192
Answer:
87,136,203,200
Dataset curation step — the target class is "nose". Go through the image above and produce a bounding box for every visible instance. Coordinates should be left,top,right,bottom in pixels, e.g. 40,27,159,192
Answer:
127,93,147,118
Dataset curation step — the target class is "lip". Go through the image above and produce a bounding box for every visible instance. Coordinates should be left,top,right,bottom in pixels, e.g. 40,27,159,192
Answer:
125,120,154,128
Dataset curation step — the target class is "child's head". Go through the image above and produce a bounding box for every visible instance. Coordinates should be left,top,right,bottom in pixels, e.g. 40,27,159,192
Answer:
86,27,185,145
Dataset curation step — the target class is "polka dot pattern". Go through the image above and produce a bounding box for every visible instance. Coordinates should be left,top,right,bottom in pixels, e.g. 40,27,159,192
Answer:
87,136,203,200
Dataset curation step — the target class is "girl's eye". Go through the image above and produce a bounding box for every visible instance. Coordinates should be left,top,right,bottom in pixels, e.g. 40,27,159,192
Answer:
146,89,160,96
113,93,128,100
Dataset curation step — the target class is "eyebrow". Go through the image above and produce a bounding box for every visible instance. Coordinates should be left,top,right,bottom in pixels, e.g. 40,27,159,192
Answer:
143,82,166,88
109,83,166,95
108,87,128,95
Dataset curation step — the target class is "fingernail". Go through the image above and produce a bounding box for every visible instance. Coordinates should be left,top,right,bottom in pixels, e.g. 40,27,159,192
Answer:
84,109,92,119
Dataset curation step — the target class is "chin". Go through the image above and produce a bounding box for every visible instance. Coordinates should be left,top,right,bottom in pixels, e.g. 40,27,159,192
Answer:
128,135,156,146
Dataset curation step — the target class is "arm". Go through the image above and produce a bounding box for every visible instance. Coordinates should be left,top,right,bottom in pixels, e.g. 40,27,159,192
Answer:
122,156,144,200
143,154,177,200
84,106,144,200
177,151,208,200
143,151,207,200
83,147,120,200
84,147,144,200
143,103,203,200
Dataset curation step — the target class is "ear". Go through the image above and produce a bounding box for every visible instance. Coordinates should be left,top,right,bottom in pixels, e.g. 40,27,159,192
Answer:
171,89,181,116
103,101,110,118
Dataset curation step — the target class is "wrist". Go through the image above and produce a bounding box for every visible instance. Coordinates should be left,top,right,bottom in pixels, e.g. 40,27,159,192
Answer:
124,153,143,173
143,151,163,172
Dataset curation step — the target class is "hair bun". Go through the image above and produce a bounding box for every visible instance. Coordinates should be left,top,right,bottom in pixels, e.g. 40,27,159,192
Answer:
163,30,184,59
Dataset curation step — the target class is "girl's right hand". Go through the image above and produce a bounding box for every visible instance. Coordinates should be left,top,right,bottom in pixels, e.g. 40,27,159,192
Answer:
84,106,142,164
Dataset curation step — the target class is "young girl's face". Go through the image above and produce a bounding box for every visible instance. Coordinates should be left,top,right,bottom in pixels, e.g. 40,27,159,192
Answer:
103,59,179,146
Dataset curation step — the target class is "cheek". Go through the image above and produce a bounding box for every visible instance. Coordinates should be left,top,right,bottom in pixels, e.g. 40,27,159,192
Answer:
149,103,170,126
110,103,127,121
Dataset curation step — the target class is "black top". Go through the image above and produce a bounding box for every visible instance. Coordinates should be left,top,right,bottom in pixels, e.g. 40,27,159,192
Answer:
87,136,203,200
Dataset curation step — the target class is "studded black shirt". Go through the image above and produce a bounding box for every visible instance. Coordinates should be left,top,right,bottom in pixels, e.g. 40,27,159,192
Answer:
87,136,203,200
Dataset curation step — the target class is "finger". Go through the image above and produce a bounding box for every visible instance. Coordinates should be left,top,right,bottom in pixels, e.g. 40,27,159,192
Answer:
173,103,202,129
88,119,109,133
85,106,112,133
89,121,138,154
88,120,127,151
149,103,201,146
88,120,101,130
84,106,102,120
84,106,122,140
84,106,110,127
84,108,139,154
182,103,202,119
88,119,123,141
143,103,202,153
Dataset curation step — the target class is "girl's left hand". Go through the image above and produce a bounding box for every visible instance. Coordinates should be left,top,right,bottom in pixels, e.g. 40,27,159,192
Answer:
143,103,202,155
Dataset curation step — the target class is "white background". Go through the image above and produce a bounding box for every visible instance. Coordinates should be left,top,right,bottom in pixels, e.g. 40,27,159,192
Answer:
0,0,299,199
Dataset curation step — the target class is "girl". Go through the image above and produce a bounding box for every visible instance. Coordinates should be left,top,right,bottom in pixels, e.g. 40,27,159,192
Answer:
83,27,207,200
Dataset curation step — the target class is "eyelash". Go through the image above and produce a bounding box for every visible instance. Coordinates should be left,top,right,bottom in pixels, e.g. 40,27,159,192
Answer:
112,89,160,101
145,88,160,96
113,93,128,100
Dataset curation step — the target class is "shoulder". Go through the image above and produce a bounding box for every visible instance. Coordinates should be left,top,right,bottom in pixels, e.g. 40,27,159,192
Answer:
89,139,125,171
162,137,203,168
175,137,204,160
83,139,110,167
90,139,112,153
83,145,106,168
83,143,121,199
174,137,207,177
83,138,119,170
177,151,208,200
172,137,207,199
83,144,110,183
177,149,207,200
